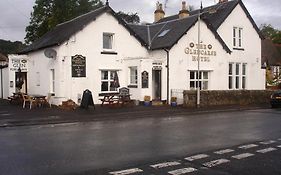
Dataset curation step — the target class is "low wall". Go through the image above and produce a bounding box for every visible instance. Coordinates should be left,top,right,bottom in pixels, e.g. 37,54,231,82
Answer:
183,90,273,107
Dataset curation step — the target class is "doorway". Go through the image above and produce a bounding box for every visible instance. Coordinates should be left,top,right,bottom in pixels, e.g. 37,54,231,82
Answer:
15,72,27,93
152,69,161,101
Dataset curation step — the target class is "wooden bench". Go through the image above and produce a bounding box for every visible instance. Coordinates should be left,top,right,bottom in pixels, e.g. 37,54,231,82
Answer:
99,93,120,106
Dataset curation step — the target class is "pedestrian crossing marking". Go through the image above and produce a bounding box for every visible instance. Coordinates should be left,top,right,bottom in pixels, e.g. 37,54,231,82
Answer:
185,154,209,161
260,140,276,145
232,153,254,159
168,167,197,175
150,161,181,169
214,149,234,155
109,168,143,175
238,144,258,149
256,147,277,153
203,159,230,168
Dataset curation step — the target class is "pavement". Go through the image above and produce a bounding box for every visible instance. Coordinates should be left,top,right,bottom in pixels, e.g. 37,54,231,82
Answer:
0,99,271,128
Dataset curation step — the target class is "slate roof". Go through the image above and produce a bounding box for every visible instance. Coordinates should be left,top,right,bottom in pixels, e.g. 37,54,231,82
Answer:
20,0,261,54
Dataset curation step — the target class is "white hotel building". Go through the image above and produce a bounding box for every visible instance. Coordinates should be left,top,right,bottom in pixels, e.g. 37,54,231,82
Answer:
8,0,265,105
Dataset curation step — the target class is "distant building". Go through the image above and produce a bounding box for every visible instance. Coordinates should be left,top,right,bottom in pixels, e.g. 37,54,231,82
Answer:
9,0,265,105
262,39,281,88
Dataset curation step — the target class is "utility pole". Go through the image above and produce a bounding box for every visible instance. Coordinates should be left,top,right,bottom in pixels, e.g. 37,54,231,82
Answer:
197,2,203,108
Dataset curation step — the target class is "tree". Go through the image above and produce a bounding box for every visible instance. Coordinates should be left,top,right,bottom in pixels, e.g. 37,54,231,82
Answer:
25,0,103,44
0,39,26,54
260,24,281,44
117,11,140,24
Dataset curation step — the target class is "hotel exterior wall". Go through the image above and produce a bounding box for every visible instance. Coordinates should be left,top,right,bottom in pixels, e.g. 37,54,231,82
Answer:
168,20,230,91
26,12,149,105
217,4,265,90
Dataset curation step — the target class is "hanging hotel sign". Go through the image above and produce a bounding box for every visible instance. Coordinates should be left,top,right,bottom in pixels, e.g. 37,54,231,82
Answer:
72,54,86,77
184,42,217,62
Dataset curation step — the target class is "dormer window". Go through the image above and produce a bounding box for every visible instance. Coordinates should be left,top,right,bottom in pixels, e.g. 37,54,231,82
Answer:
233,27,243,50
103,33,114,50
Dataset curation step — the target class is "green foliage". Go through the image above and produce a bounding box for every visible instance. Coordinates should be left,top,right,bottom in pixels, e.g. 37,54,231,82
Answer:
116,11,140,24
25,0,103,44
260,24,281,44
0,39,26,54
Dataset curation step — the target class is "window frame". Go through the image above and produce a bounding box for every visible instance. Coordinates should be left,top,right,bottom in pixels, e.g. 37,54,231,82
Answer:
101,70,118,92
103,32,114,51
129,66,138,86
189,71,209,90
233,27,243,49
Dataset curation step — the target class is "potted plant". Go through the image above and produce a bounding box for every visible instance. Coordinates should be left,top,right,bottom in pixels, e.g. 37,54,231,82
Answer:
144,95,151,106
171,96,177,107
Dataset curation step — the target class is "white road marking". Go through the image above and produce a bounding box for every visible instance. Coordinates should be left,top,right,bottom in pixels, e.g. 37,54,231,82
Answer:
214,149,234,155
185,154,209,161
109,168,143,175
203,159,230,168
256,147,277,153
277,145,281,148
238,144,258,149
168,167,197,175
150,161,181,169
260,140,276,145
0,114,12,116
232,153,254,160
278,138,281,141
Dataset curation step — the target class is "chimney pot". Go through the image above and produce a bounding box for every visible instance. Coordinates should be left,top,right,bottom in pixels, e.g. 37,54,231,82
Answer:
179,1,189,19
154,2,165,22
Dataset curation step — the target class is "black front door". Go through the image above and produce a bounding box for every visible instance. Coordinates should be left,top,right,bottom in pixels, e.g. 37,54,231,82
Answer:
152,70,161,101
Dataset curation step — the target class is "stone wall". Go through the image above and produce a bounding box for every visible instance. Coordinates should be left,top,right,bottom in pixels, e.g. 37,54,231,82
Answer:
183,90,273,107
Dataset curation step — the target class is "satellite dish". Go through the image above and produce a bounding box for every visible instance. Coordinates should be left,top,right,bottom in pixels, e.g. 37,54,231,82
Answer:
44,48,57,59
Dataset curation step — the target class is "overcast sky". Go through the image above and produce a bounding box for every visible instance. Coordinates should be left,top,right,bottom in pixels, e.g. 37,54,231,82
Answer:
0,0,280,42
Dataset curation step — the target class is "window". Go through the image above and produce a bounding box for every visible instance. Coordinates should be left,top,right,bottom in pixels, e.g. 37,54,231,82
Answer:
129,67,138,85
50,69,55,93
228,63,246,89
101,70,118,92
233,27,243,48
242,63,246,89
103,33,114,50
190,71,209,90
228,64,233,89
158,29,170,37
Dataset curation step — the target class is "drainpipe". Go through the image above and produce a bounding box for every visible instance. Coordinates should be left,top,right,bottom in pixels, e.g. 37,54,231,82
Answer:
0,66,3,98
164,49,170,104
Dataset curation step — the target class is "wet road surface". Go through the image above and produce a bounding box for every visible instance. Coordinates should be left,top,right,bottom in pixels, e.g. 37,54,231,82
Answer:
0,108,281,175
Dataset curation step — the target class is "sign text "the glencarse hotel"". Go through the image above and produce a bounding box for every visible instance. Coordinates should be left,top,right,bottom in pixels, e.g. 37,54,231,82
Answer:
184,42,217,62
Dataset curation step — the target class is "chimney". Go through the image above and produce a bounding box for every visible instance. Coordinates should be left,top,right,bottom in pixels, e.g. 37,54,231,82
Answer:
179,1,189,19
154,2,165,22
218,0,228,3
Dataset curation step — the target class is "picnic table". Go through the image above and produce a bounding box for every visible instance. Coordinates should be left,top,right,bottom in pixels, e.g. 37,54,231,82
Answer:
99,88,131,106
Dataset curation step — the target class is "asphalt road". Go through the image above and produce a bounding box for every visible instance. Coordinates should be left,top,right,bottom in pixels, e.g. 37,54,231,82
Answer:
0,108,281,175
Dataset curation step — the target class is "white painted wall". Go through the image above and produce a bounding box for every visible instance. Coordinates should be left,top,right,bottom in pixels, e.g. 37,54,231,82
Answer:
217,4,265,90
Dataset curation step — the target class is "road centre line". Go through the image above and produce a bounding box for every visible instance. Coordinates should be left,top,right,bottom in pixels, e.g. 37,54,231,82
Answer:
214,149,234,155
203,159,230,168
150,161,181,169
185,154,209,161
232,153,254,160
256,147,277,153
109,168,143,175
260,140,276,145
238,144,259,149
168,167,197,175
